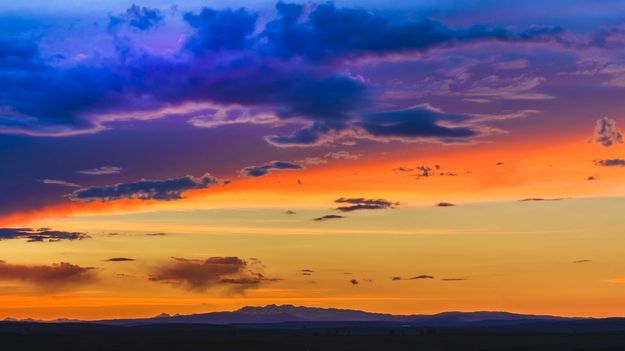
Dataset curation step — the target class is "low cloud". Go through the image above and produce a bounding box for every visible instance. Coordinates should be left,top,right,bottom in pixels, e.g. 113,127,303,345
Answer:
0,260,95,289
350,279,359,285
240,161,302,177
71,173,225,202
436,202,455,207
334,198,399,212
0,228,89,242
149,256,277,293
297,269,314,276
518,198,564,202
592,117,623,147
595,159,625,167
105,257,135,262
391,275,435,281
78,166,122,175
573,259,592,264
313,214,345,221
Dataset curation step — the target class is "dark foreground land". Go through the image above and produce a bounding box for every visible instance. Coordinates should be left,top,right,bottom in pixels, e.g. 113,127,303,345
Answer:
3,320,625,351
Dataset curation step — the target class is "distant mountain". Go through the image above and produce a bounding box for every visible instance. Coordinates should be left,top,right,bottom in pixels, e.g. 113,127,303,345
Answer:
92,304,578,326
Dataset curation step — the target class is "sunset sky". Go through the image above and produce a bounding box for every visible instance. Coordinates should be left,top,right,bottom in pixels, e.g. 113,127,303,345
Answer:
2,0,625,320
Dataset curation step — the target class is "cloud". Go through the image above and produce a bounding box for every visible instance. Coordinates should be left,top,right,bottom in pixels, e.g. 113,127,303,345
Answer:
105,257,135,262
391,275,435,281
240,161,302,177
261,2,561,61
350,279,359,285
595,158,625,167
0,260,95,289
324,151,360,160
109,5,164,31
334,197,399,212
592,117,623,147
78,166,122,175
573,259,592,264
71,173,225,202
436,202,455,207
0,228,89,242
283,210,296,215
145,232,167,236
297,269,314,276
149,256,276,293
440,278,467,281
0,2,562,147
41,179,81,188
313,214,345,221
518,198,564,202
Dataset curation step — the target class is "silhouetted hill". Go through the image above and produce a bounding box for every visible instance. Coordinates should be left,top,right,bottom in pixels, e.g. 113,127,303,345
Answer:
92,304,577,326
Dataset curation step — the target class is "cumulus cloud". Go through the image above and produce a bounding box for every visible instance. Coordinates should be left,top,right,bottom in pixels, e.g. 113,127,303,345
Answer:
149,256,277,293
0,2,562,147
0,261,95,289
0,228,89,242
78,166,122,175
240,161,302,177
71,173,225,202
313,214,345,221
592,117,623,147
334,197,399,212
595,158,625,167
109,4,164,31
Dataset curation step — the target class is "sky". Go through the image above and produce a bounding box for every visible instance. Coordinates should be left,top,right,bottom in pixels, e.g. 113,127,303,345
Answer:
2,0,625,320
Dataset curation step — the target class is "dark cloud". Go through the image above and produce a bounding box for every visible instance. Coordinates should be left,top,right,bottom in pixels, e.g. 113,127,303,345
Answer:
313,214,345,221
0,3,561,146
109,5,164,31
283,210,297,215
105,257,135,262
261,2,561,61
0,228,89,242
573,259,592,264
297,269,314,276
334,197,399,212
0,260,95,289
240,161,302,177
145,232,167,236
592,117,623,147
496,162,505,166
392,275,435,281
71,173,225,202
595,159,625,167
436,202,455,207
149,256,276,293
78,166,122,175
350,279,359,285
587,176,597,181
359,106,478,140
183,7,257,53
